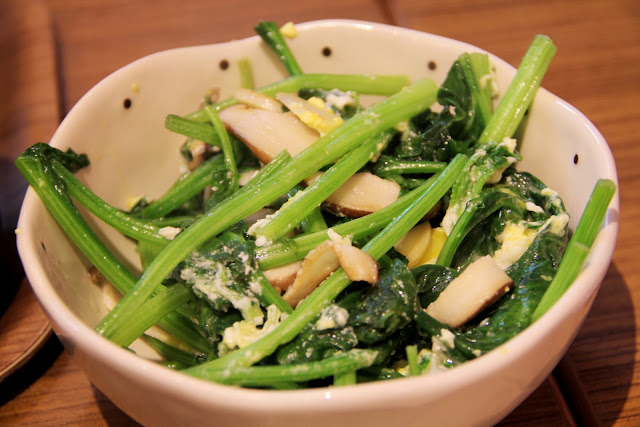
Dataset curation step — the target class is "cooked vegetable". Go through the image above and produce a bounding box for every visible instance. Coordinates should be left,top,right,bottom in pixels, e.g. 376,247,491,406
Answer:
425,255,513,328
16,21,616,390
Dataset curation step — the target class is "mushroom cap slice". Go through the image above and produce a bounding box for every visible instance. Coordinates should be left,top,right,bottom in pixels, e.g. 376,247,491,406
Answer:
425,255,514,328
302,170,401,218
219,104,319,164
319,171,401,217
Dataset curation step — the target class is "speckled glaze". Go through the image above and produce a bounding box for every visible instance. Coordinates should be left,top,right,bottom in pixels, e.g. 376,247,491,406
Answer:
16,20,618,427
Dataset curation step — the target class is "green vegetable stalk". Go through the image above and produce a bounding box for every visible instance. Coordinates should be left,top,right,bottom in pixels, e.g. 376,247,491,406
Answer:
196,349,378,386
15,144,211,353
186,73,411,121
532,179,616,320
254,20,303,76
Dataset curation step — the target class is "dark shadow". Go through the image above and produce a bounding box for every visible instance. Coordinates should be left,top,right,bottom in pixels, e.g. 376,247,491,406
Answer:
0,335,63,405
91,385,142,426
0,158,29,317
558,263,635,426
0,2,28,317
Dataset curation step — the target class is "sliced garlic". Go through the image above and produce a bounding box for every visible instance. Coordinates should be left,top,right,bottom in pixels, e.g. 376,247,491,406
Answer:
394,221,432,268
262,261,302,292
282,238,377,307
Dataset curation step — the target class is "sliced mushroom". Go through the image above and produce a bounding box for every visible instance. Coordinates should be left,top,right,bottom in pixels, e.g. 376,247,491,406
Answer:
220,103,399,218
282,238,378,307
234,88,284,113
425,255,513,328
262,261,302,292
304,171,401,218
394,221,432,268
219,104,319,164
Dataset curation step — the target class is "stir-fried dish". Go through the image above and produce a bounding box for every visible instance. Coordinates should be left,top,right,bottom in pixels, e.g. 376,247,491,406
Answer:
16,21,615,388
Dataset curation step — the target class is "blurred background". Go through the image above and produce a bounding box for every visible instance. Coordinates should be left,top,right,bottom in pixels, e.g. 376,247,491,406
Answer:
1,0,638,425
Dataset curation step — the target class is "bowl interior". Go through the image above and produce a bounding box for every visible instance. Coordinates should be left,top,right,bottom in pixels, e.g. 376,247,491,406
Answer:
16,19,619,425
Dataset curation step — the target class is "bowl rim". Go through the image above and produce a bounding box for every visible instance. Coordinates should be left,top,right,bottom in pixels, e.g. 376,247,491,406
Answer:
16,18,619,415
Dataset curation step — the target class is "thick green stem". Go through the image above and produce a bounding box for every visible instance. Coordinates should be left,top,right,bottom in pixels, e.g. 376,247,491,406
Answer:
251,270,293,314
532,179,616,321
478,35,556,146
186,73,411,121
406,345,420,376
459,52,493,128
164,115,221,145
193,349,378,385
204,105,239,193
16,153,138,296
15,148,210,352
237,57,255,89
109,284,194,347
51,159,168,244
333,370,357,386
375,158,446,176
138,156,223,219
254,20,303,76
242,149,292,190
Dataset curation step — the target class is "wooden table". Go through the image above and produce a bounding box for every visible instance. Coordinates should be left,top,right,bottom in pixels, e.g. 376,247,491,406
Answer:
1,0,638,425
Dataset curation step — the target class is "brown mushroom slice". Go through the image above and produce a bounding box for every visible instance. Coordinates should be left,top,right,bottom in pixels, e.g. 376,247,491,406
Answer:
425,255,513,328
234,88,284,113
262,261,302,292
304,171,401,218
218,104,319,164
394,221,432,269
282,239,378,307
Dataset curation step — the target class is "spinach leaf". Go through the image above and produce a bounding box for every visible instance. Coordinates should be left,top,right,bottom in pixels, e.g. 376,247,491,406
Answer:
276,324,358,365
348,259,418,345
411,264,459,307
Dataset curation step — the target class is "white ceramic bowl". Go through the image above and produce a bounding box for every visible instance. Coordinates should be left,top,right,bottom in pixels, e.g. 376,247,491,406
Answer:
16,20,618,426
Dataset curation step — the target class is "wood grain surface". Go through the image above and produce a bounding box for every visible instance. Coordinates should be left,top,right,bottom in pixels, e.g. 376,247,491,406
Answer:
1,0,639,425
0,0,58,384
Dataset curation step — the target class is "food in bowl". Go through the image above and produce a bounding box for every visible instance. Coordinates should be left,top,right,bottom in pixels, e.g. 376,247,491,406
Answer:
15,20,618,425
